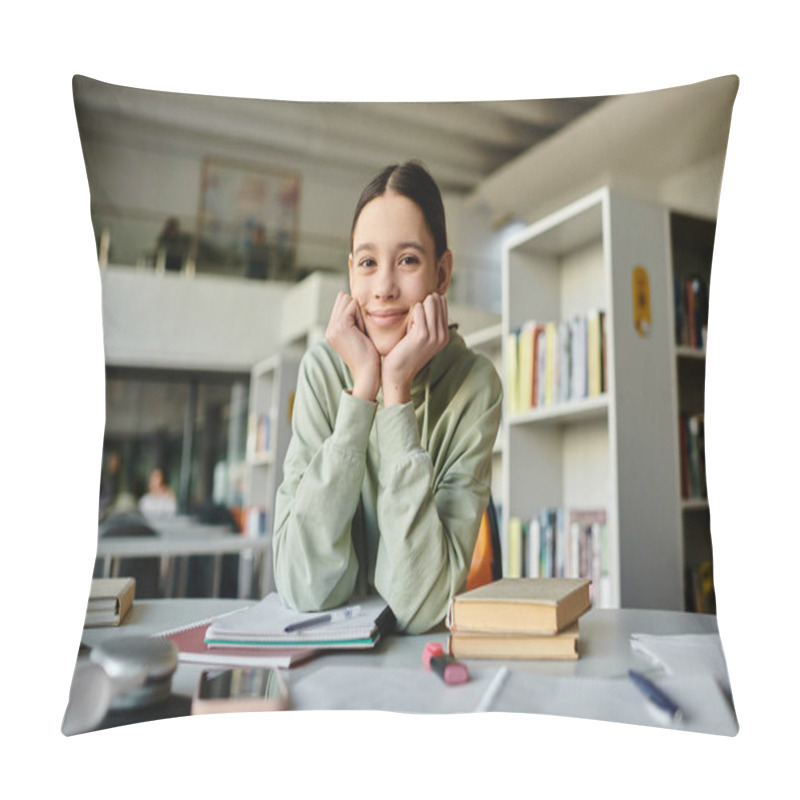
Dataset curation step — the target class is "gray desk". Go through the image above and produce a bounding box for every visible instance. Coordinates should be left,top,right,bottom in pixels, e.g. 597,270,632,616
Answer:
77,599,738,736
95,529,272,598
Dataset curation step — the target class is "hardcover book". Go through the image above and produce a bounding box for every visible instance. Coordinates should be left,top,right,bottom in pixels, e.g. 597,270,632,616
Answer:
449,622,580,660
446,577,591,635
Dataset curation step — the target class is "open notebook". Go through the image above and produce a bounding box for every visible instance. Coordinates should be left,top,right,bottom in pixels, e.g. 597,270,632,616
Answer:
204,593,395,649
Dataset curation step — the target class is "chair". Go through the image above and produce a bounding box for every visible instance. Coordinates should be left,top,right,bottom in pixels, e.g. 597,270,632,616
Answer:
94,512,162,598
184,503,240,598
466,496,502,591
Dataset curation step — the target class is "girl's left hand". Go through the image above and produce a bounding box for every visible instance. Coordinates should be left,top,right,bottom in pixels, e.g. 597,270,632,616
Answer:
382,293,449,406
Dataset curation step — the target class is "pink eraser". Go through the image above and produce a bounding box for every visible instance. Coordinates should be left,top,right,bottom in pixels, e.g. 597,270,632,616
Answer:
423,641,444,669
431,654,470,685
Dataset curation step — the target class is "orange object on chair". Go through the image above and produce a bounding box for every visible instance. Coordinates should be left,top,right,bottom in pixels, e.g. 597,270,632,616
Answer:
466,497,501,591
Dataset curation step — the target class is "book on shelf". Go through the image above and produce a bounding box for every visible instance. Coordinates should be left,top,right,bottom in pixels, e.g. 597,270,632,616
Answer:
506,330,520,415
506,310,606,415
247,410,274,457
558,319,571,406
449,622,580,660
245,506,270,537
535,325,546,407
517,320,535,413
688,560,716,614
679,413,707,500
674,274,709,349
587,309,605,397
446,577,591,636
570,315,587,400
84,577,135,628
544,321,557,405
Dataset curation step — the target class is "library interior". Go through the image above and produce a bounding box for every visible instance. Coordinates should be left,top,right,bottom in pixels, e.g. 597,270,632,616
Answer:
68,73,739,734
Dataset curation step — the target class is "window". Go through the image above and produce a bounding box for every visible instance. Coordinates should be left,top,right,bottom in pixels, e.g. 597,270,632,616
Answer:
99,368,249,520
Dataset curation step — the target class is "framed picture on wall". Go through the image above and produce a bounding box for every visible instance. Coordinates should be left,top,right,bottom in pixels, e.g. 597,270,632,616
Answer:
192,156,301,280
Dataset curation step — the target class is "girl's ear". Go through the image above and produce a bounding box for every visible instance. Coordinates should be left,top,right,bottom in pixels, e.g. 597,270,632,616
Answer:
436,250,454,294
348,252,355,293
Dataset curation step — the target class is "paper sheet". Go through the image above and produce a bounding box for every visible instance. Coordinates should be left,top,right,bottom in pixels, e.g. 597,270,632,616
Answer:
286,665,499,713
629,632,732,696
285,664,739,735
493,671,738,736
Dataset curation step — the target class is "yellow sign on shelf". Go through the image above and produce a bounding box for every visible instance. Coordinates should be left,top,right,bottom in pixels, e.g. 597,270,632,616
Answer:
632,265,651,337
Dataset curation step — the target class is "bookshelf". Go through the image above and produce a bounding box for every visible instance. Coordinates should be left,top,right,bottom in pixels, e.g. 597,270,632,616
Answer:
502,187,686,611
669,212,715,613
241,351,301,596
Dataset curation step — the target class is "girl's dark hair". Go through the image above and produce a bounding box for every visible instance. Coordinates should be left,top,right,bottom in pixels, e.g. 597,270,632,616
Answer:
350,161,448,259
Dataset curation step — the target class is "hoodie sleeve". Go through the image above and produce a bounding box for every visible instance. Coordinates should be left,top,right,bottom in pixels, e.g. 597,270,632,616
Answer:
272,344,375,611
372,357,502,633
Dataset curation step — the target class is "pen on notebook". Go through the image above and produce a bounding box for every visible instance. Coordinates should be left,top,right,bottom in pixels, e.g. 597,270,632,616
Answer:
628,669,684,724
284,605,362,633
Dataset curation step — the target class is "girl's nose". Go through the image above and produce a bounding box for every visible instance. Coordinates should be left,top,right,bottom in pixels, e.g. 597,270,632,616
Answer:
373,265,398,299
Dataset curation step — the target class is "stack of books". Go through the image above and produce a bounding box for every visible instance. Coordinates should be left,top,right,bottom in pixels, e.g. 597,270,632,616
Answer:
84,577,135,628
446,577,592,660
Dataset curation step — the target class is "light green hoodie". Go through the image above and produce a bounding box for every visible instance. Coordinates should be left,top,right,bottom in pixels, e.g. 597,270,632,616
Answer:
272,329,502,634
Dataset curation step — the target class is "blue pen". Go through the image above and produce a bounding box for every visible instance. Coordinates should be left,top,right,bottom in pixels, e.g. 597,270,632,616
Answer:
284,605,362,633
628,669,684,724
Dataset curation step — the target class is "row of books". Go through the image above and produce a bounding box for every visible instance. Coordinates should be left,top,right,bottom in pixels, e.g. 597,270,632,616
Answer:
679,412,707,499
507,507,610,607
246,410,275,457
506,310,607,416
446,577,592,660
674,274,708,349
245,505,270,537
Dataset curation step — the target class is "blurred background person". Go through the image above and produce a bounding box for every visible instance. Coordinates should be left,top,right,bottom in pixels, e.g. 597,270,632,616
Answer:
245,223,271,280
138,467,177,517
156,216,190,272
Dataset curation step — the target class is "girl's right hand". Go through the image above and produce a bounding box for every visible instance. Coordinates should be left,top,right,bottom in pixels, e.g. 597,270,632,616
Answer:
325,291,381,402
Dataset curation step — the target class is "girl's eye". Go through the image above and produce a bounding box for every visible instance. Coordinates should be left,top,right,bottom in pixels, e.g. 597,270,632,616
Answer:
400,255,420,266
358,258,376,269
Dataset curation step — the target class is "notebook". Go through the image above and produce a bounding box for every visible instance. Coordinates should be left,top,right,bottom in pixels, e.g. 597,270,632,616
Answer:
204,593,395,649
157,618,317,669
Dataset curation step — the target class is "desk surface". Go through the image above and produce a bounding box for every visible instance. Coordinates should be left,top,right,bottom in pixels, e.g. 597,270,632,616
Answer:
95,531,271,558
95,528,273,598
76,599,737,736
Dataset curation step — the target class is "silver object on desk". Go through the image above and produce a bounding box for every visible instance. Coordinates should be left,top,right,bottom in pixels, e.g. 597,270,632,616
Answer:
90,636,178,709
62,661,114,736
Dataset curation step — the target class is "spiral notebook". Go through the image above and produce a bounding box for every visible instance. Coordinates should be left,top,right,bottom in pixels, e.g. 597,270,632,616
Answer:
158,617,317,669
204,593,395,650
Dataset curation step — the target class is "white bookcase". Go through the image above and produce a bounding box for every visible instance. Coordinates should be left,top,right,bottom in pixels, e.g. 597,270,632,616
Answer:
241,350,301,596
502,187,686,611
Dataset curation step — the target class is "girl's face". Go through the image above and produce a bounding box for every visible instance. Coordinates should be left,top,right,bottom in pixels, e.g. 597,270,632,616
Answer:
348,191,452,356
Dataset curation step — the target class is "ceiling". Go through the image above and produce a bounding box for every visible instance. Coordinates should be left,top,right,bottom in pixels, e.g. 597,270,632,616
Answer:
72,75,608,196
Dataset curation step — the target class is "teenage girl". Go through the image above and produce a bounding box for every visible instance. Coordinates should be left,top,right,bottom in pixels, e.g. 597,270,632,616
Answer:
273,161,502,634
